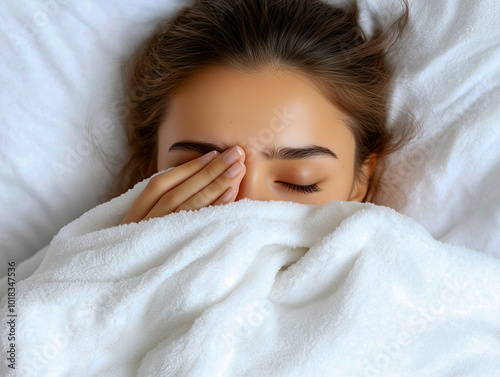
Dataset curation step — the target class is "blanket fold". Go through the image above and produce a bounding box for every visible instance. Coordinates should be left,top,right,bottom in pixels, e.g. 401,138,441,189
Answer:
1,171,500,377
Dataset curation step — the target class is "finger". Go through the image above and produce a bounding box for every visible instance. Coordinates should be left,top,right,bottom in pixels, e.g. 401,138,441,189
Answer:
145,147,245,219
120,150,220,224
211,186,238,207
172,161,245,213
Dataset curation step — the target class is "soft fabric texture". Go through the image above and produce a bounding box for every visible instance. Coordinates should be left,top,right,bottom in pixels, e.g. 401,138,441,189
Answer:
1,0,499,279
1,170,499,376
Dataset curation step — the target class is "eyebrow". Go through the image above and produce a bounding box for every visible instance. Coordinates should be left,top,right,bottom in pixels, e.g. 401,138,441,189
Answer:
168,140,339,160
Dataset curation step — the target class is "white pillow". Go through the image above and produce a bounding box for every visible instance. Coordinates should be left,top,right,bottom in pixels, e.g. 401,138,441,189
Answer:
1,0,499,279
0,0,184,277
370,0,500,257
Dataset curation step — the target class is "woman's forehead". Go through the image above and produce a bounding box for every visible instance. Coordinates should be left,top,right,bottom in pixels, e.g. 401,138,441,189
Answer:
160,65,356,161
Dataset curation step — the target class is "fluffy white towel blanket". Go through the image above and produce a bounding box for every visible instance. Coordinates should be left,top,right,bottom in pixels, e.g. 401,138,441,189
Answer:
1,171,500,377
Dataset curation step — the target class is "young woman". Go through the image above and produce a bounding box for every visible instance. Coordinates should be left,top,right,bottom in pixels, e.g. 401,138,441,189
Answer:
110,0,417,224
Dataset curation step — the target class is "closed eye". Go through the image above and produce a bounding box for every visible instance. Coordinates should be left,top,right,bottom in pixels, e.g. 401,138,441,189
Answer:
277,182,322,194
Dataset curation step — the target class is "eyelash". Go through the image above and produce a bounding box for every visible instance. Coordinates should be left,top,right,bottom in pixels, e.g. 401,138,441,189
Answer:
278,182,322,194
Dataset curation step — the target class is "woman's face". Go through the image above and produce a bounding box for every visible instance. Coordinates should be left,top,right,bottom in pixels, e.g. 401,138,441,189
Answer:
157,65,370,205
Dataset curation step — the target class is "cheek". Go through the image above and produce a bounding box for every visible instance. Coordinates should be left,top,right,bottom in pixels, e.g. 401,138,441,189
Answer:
319,163,356,202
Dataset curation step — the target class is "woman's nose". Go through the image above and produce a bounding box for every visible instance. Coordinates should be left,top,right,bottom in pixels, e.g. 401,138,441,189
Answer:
233,162,269,202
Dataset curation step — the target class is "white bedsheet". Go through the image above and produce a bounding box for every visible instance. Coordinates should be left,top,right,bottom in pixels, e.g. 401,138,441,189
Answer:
1,171,499,376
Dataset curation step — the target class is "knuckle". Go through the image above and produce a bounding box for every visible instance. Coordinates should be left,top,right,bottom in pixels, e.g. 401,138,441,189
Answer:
195,187,212,204
191,194,204,208
201,177,223,195
146,175,164,191
157,193,176,210
203,162,222,178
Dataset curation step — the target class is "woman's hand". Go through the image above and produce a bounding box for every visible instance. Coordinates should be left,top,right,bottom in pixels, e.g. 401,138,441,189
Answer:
120,146,246,225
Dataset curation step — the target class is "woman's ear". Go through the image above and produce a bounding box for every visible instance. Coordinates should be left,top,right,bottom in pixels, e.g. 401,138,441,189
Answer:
348,154,377,202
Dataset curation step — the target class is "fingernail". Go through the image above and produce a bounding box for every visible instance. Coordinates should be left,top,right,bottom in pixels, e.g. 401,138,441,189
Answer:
225,161,244,178
200,150,219,164
222,146,242,164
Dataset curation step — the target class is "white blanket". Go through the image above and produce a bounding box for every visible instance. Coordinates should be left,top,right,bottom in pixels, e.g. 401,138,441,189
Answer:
1,171,500,377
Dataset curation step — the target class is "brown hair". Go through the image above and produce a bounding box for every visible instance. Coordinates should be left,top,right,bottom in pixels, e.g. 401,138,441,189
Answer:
104,0,418,203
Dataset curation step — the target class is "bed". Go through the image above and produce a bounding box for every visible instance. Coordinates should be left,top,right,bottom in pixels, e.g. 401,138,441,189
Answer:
1,0,499,375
